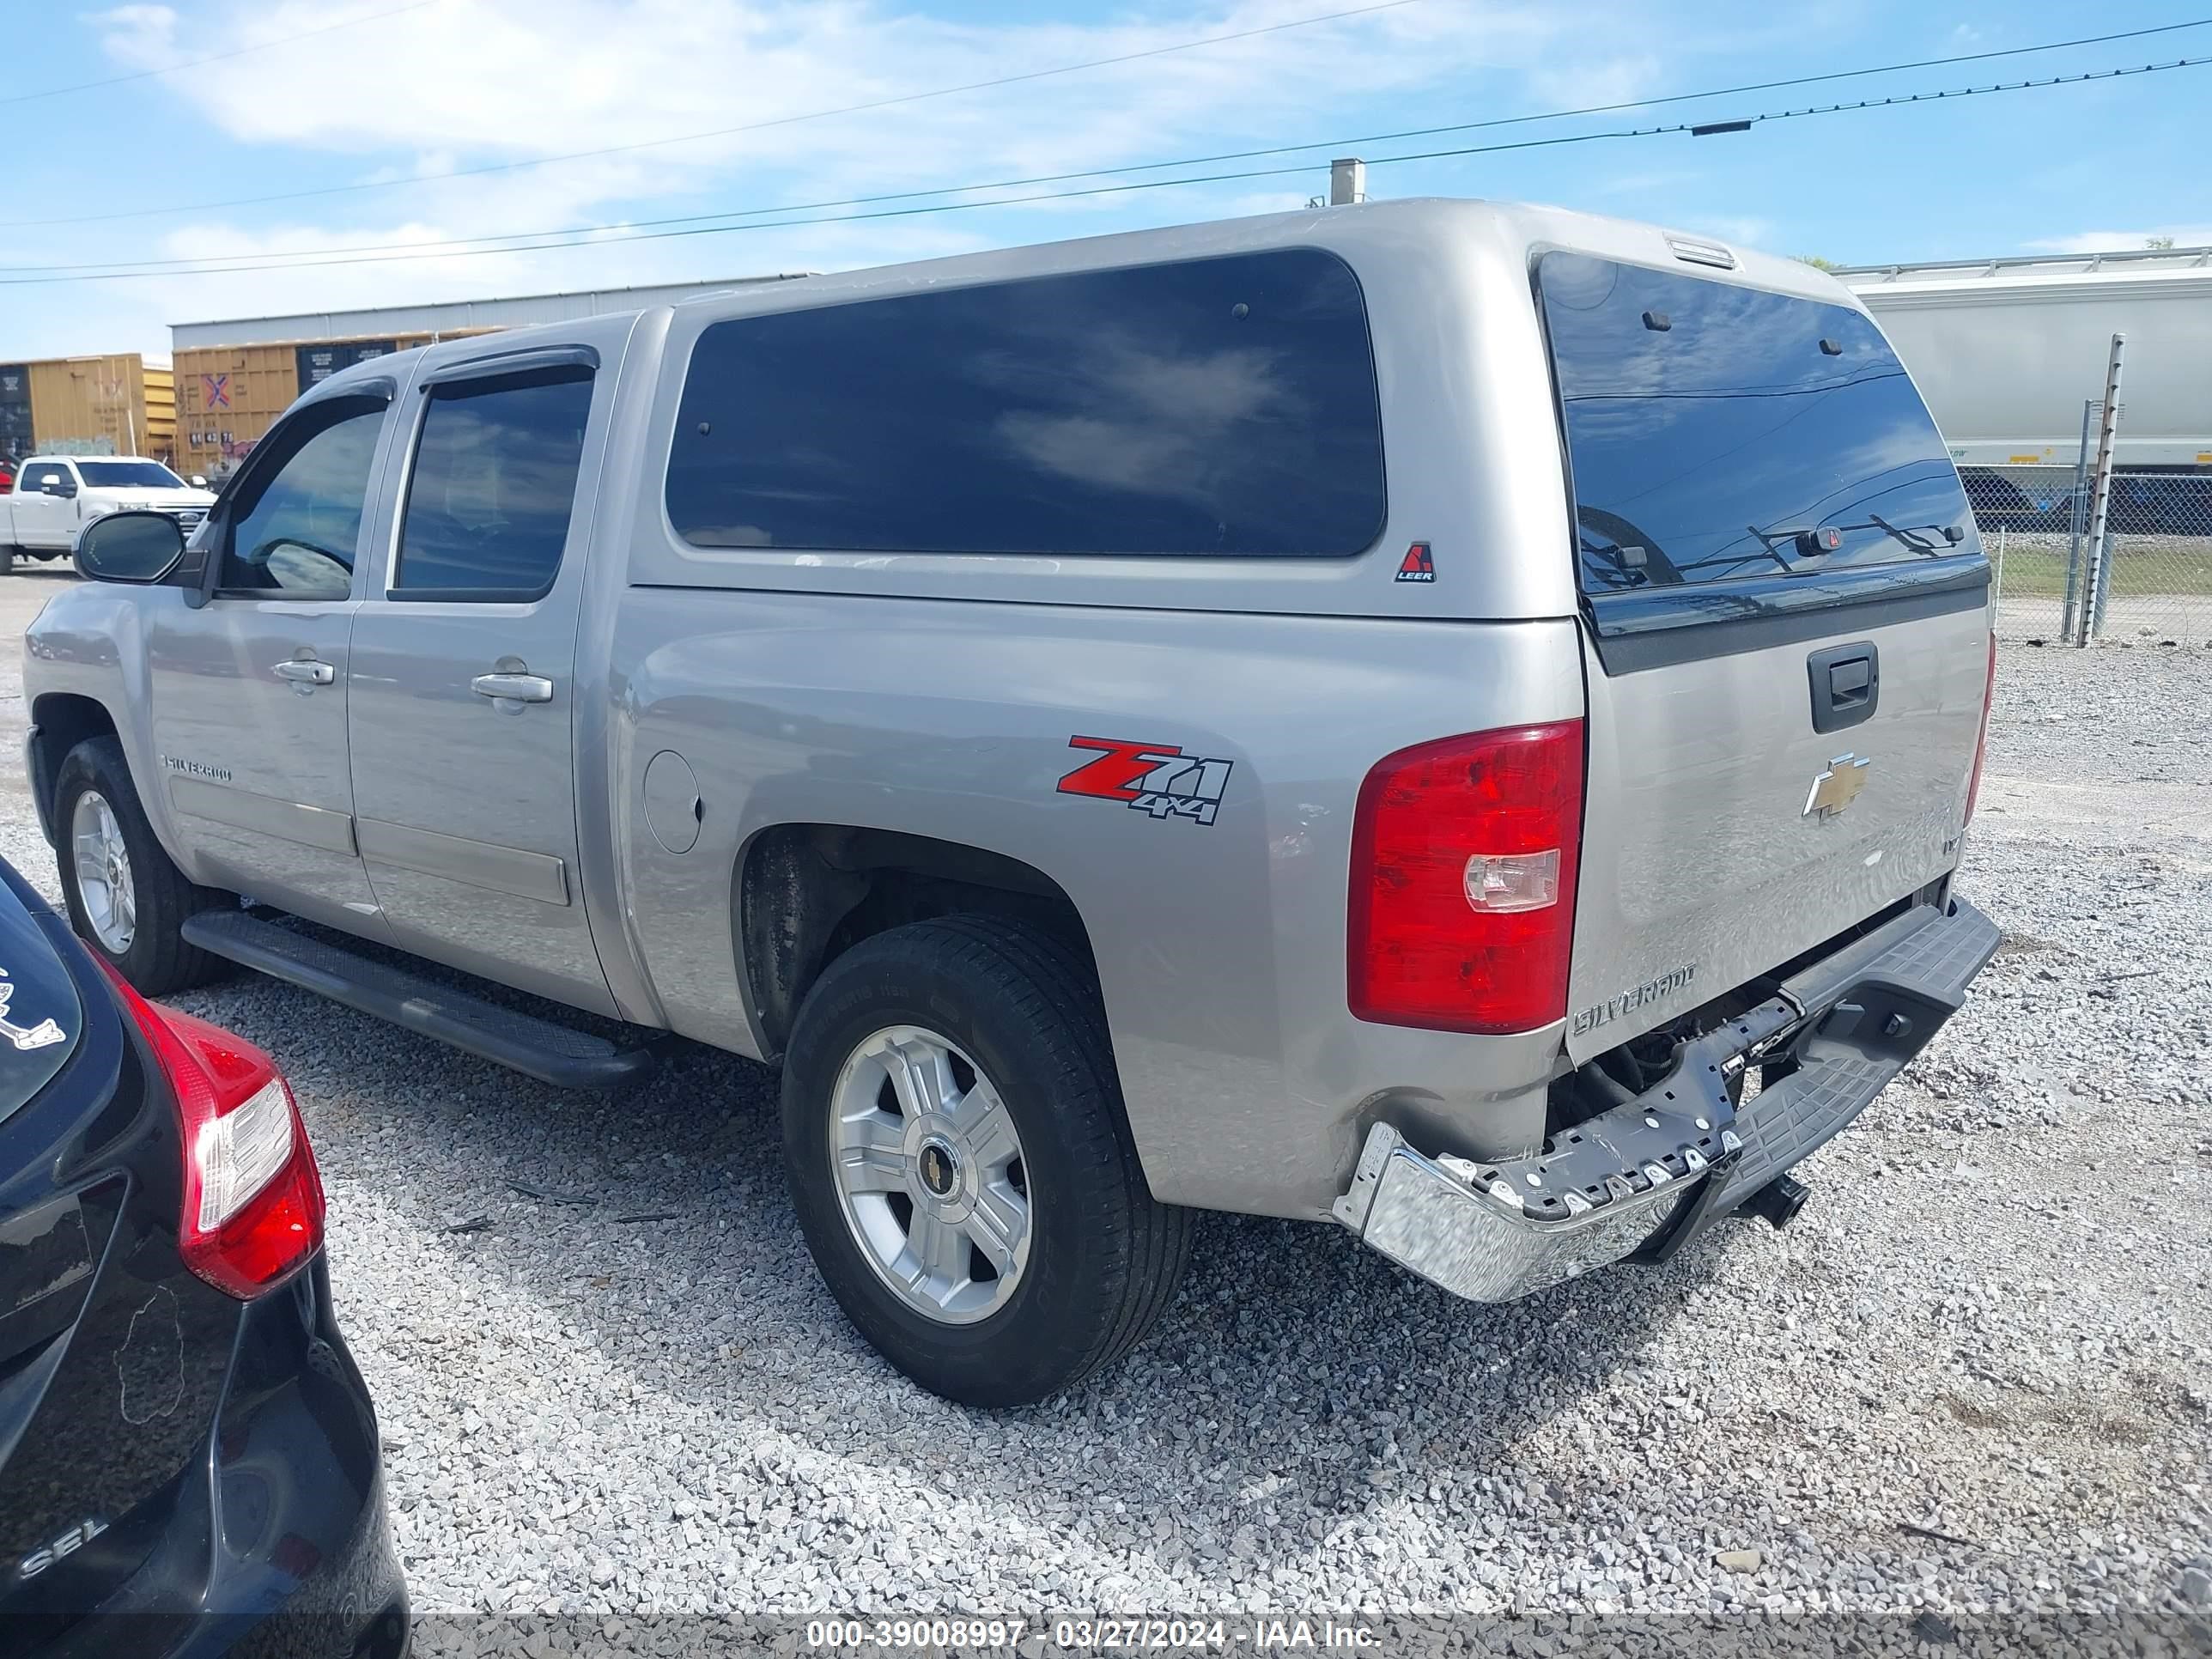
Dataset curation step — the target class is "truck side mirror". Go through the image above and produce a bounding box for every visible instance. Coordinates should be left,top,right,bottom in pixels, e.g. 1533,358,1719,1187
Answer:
189,475,209,489
76,510,185,584
40,477,66,496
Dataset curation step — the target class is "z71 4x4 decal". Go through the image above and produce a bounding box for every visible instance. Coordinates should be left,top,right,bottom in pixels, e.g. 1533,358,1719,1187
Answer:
1057,736,1233,827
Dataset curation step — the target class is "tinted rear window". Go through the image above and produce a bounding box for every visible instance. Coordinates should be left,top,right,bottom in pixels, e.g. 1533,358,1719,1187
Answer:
1539,252,1973,595
396,367,593,598
665,249,1385,558
77,460,186,489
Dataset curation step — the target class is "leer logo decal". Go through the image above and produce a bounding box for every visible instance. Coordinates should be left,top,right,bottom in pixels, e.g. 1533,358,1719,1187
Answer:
1057,736,1233,827
1394,542,1435,583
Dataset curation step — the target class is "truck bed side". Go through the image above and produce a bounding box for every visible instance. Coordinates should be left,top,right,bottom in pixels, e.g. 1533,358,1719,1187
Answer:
607,592,1581,1219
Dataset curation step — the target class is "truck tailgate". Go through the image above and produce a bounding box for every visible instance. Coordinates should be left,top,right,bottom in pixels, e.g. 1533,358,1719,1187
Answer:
1536,250,1992,1062
1567,603,1987,1060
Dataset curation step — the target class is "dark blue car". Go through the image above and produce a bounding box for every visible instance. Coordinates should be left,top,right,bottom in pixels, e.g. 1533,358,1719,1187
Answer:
0,859,406,1657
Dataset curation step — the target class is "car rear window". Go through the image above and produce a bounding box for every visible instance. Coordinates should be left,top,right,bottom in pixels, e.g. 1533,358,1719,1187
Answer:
0,883,78,1127
665,249,1386,559
1539,252,1974,597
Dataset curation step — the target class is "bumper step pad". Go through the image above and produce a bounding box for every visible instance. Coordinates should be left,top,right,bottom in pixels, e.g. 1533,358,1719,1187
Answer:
181,908,659,1090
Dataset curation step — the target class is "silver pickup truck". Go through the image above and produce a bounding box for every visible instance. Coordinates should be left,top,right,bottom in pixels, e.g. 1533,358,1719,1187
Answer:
24,199,1999,1406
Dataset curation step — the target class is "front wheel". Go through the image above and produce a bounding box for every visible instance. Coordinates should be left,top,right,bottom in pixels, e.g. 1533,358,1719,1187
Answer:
53,738,228,994
781,917,1191,1407
0,546,15,575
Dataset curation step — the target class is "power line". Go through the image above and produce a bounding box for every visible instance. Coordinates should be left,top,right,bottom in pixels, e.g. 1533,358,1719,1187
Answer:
0,0,1433,229
9,47,2203,283
10,18,2206,271
0,0,442,108
9,53,2204,289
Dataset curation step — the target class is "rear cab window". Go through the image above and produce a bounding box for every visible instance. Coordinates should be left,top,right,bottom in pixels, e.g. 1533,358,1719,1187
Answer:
1537,252,1982,661
665,249,1386,559
394,365,594,599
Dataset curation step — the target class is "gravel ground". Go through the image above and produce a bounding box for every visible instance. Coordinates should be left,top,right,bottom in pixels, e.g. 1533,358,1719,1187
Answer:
1,572,2206,1654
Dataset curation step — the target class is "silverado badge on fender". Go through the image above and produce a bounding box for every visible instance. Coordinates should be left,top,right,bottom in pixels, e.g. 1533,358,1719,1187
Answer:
1804,754,1872,820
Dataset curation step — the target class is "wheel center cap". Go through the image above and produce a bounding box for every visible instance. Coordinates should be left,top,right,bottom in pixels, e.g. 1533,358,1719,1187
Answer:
917,1137,960,1199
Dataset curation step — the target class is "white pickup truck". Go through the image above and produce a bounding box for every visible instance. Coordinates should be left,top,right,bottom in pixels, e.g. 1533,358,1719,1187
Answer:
0,456,215,574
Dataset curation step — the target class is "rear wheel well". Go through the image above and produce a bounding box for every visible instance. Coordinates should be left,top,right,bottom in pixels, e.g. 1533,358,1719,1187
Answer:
738,824,1097,1060
28,694,119,842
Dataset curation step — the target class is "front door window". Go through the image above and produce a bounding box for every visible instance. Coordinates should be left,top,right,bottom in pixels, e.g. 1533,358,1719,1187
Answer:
220,401,386,600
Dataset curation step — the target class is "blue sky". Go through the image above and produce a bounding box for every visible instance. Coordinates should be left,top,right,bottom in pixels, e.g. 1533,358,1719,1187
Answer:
3,0,2207,360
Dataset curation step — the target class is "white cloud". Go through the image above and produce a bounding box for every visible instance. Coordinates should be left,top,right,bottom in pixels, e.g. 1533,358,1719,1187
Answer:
22,0,1759,353
86,3,181,58
56,0,1625,325
109,0,1560,185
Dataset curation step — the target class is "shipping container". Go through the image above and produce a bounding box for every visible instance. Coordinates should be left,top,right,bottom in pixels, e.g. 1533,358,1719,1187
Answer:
142,364,176,464
296,338,398,388
0,354,165,460
172,343,302,481
173,329,498,478
0,365,31,462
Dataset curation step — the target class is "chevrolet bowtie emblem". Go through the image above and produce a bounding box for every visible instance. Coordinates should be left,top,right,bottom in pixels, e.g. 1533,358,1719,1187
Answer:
1804,753,1871,819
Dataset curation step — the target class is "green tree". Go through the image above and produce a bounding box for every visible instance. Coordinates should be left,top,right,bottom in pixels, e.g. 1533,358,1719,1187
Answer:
1795,253,1842,271
2145,234,2177,250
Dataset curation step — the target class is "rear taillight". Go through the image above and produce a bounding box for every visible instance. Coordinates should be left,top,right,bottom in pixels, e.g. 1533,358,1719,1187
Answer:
96,960,324,1298
1963,631,1997,827
1348,720,1585,1033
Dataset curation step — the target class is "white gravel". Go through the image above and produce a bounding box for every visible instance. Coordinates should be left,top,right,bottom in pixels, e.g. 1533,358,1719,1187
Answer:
2,571,2206,1653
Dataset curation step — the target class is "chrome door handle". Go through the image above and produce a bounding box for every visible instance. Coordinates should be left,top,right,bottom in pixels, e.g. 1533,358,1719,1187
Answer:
471,672,554,703
272,659,335,685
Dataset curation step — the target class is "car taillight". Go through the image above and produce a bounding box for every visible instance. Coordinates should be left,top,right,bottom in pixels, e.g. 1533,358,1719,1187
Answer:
96,959,324,1298
1348,720,1585,1033
1963,631,1996,827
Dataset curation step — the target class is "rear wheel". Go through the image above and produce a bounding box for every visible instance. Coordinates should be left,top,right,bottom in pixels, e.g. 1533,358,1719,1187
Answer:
0,546,15,575
54,738,228,994
781,916,1191,1407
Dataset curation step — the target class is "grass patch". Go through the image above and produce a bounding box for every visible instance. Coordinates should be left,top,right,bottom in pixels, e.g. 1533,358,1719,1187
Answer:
1989,538,2212,599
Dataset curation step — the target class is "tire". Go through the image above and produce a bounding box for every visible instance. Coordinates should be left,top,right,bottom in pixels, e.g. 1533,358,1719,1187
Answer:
781,915,1191,1407
53,737,228,994
0,546,15,576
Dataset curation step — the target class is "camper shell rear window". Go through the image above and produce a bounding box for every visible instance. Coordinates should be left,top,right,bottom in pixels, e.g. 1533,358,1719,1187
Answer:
1539,252,1977,599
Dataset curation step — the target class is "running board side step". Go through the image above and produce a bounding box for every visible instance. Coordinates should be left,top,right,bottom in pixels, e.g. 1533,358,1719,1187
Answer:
180,909,659,1090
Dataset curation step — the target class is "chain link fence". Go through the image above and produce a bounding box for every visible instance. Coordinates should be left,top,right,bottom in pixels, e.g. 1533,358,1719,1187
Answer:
2094,471,2212,642
1969,464,2080,642
1972,464,2212,646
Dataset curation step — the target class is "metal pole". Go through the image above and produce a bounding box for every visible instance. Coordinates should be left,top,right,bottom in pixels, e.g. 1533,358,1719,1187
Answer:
2077,333,2125,646
1992,524,2006,629
2062,398,2095,641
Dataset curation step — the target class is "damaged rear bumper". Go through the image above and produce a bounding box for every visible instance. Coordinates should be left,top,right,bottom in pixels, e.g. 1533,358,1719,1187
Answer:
1332,896,2001,1304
